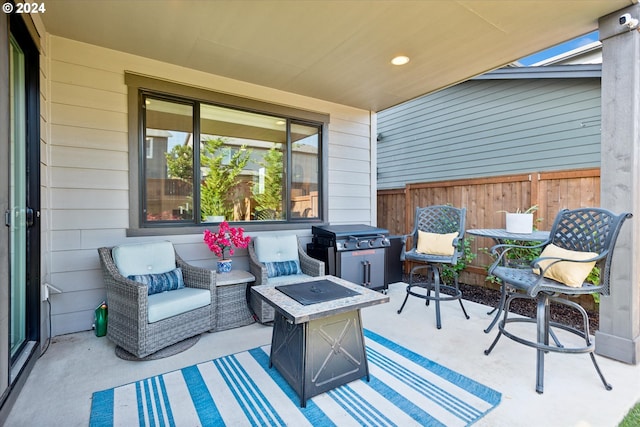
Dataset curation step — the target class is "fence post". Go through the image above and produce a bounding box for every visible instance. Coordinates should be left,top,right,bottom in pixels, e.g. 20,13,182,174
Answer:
404,184,411,273
530,172,540,223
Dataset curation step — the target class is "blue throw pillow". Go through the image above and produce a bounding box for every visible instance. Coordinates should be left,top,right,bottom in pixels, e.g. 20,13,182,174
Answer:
128,267,185,295
264,260,302,278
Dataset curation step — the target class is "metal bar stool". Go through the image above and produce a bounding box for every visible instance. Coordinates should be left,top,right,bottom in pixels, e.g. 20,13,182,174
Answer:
484,208,631,393
397,205,470,329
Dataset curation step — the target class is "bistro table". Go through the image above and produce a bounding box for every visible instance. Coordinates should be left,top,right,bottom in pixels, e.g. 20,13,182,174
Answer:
467,229,550,333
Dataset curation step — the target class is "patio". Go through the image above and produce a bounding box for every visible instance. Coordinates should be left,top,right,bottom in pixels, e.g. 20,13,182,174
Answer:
6,281,640,426
4,0,640,423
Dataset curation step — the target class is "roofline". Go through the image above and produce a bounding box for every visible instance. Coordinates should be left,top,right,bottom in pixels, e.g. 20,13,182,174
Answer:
473,64,602,80
530,41,602,67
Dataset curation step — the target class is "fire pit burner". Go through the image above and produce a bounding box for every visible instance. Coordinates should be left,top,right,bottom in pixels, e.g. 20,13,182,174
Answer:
276,279,360,305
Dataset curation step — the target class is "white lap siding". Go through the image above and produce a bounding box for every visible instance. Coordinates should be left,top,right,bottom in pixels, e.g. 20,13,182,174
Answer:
45,35,375,335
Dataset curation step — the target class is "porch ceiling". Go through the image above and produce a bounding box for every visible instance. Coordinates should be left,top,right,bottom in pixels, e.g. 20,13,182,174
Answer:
40,0,632,112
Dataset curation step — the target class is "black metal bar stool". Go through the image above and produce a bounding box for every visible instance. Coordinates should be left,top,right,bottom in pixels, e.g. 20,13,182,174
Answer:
483,208,631,393
397,205,470,329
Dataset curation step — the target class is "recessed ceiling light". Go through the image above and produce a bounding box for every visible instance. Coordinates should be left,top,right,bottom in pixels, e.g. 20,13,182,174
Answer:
391,55,410,66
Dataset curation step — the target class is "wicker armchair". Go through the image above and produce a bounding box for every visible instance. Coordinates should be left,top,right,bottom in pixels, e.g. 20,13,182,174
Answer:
97,243,216,358
248,235,324,323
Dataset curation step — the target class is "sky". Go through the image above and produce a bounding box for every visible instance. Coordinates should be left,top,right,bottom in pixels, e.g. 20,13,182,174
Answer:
517,31,600,66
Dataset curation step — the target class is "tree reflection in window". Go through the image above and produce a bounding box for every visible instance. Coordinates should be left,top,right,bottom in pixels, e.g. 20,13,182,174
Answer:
143,94,321,224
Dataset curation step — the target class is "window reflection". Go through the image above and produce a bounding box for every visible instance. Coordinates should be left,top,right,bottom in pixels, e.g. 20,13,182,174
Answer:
291,123,320,219
144,98,194,222
200,104,285,222
142,96,321,224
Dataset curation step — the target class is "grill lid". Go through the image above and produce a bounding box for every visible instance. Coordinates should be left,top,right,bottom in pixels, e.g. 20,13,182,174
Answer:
312,224,389,238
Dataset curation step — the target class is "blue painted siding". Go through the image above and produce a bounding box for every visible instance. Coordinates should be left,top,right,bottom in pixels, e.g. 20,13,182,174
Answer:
377,77,601,190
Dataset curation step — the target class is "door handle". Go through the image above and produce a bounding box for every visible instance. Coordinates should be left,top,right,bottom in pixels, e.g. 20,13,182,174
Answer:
4,209,36,227
26,208,35,227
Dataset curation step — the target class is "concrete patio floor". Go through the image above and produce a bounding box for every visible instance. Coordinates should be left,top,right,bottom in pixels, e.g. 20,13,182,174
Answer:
5,281,640,426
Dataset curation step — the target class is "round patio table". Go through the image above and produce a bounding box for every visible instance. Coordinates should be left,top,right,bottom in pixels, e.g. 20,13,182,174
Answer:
467,229,550,333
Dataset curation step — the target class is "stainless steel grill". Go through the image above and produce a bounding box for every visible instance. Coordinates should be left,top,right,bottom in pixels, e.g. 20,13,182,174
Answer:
307,224,390,292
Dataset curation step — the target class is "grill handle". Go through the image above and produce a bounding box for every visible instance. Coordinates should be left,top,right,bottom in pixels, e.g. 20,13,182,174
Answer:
363,260,371,287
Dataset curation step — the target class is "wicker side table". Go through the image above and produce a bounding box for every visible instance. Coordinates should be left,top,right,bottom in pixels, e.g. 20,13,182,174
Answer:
215,270,256,331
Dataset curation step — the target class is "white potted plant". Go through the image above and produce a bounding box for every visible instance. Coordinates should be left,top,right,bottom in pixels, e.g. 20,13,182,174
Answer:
502,205,538,234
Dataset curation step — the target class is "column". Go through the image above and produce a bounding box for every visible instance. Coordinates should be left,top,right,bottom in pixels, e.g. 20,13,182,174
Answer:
596,4,640,364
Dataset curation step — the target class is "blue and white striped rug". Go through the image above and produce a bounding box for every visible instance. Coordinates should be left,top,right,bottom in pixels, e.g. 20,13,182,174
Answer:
90,330,501,426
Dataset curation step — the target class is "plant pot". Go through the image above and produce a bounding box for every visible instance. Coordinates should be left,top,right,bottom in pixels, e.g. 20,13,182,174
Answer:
505,213,533,234
217,259,232,273
206,215,225,223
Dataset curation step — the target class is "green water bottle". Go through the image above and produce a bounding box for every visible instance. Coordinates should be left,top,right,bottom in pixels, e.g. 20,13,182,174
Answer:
95,302,108,337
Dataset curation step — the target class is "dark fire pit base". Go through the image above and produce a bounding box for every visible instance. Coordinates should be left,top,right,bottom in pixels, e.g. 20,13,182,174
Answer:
270,309,368,407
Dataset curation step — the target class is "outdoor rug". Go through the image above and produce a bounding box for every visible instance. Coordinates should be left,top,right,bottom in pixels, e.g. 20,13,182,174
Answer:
90,330,501,426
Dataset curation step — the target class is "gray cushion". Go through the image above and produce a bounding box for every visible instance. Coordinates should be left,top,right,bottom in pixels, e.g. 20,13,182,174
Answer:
147,287,211,323
254,234,300,264
112,241,175,277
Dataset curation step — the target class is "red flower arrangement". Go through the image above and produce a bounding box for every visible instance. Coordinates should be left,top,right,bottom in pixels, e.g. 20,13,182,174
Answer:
203,221,250,259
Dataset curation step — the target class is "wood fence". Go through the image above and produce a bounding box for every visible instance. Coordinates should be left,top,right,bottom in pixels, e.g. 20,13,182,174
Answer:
377,168,600,307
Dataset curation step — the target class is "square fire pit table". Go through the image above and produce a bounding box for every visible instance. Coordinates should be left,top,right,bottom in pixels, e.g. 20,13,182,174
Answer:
251,275,389,407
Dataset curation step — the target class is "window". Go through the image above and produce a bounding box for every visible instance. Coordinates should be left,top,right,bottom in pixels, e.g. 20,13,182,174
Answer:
291,123,320,219
127,73,327,231
143,98,194,221
145,138,153,159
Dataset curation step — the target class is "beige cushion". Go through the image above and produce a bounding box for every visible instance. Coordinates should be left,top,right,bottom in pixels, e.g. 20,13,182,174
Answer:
416,231,458,256
533,244,598,287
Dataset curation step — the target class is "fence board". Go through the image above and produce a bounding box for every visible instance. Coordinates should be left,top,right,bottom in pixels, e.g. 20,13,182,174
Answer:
377,168,600,289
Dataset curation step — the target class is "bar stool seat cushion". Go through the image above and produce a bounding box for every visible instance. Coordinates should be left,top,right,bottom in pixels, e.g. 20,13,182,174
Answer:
417,231,458,256
533,244,597,287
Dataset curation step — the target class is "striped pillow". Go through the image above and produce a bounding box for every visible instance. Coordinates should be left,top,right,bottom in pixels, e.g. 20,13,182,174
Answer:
128,267,185,295
265,260,302,278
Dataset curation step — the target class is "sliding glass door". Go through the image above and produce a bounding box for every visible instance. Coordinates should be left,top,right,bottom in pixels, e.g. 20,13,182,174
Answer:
9,35,28,359
0,11,40,417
